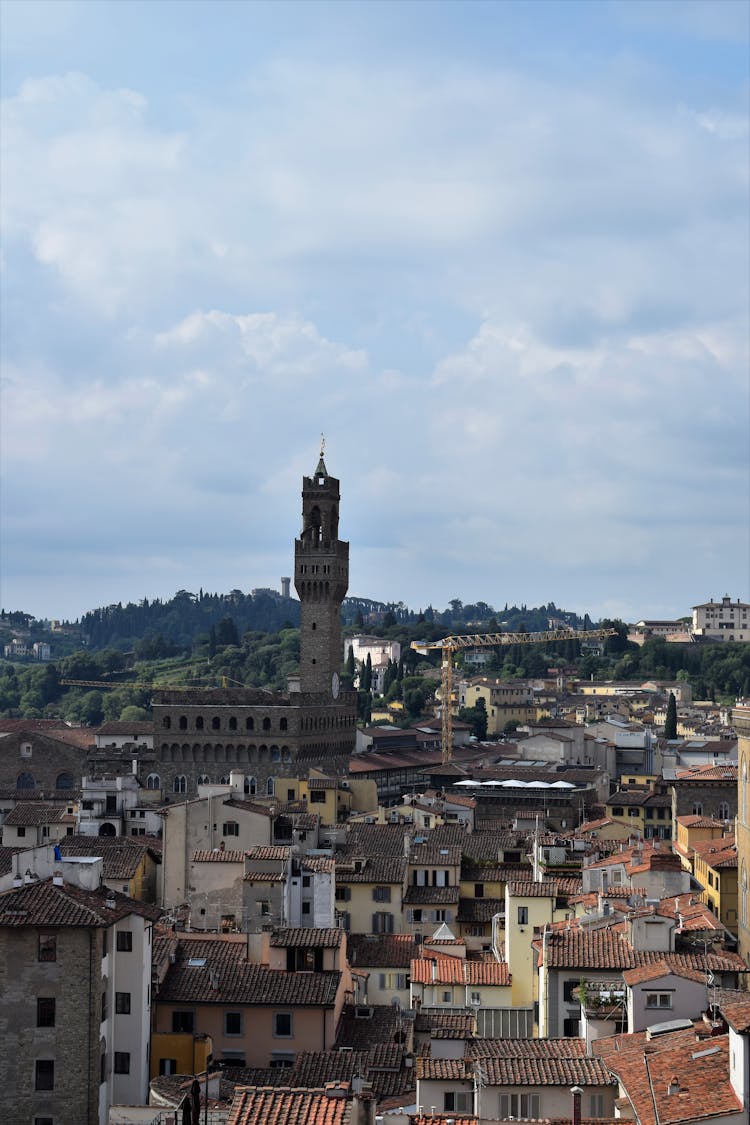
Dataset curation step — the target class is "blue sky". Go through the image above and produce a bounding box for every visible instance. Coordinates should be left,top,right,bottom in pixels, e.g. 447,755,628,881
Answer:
1,0,748,624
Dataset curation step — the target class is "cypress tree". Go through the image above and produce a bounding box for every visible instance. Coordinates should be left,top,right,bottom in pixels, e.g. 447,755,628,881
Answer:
664,691,678,740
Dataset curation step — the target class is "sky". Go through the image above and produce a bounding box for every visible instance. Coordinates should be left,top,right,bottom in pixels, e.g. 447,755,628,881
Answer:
1,0,748,626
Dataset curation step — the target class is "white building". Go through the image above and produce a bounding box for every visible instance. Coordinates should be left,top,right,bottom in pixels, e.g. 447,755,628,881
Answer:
345,635,401,693
693,596,750,642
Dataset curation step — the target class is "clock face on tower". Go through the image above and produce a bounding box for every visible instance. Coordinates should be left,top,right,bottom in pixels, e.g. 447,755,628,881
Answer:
331,672,340,699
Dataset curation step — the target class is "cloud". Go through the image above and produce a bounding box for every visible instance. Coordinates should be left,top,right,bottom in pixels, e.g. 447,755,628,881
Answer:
1,33,747,621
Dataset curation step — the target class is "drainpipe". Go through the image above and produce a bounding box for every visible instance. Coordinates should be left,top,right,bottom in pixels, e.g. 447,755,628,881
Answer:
541,924,550,1037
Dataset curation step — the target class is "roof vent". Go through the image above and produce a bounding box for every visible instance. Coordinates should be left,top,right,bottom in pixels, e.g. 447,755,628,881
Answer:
105,893,116,909
667,1076,680,1095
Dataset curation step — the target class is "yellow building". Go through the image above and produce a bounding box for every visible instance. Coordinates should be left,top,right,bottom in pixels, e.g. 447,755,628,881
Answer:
673,814,726,873
505,881,570,1014
335,854,406,934
733,703,750,964
277,772,376,825
463,680,540,734
691,835,738,935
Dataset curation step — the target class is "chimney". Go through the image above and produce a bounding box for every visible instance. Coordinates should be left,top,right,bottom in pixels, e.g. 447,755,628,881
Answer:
571,1085,583,1125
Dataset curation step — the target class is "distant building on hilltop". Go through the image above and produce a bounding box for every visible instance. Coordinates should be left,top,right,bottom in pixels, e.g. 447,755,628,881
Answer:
693,595,750,642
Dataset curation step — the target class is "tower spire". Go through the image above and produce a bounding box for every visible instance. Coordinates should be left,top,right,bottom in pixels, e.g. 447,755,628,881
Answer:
315,433,327,477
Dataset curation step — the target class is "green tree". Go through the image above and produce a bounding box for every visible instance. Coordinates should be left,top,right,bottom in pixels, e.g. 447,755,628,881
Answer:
664,691,678,740
119,704,151,722
217,616,240,647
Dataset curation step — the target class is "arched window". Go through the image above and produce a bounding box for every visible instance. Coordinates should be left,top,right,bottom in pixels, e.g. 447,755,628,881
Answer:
692,802,703,816
17,771,36,790
179,716,188,730
245,717,254,731
196,716,204,731
244,776,257,796
262,717,271,732
212,716,221,731
271,747,281,763
173,775,187,794
197,774,211,785
219,776,230,785
146,774,160,790
280,717,288,732
99,823,116,837
56,772,75,790
162,716,171,729
266,777,275,796
718,801,730,821
281,747,291,763
228,716,237,732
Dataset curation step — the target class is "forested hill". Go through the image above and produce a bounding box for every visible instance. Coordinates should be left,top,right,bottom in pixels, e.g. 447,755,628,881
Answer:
74,594,585,654
80,589,300,652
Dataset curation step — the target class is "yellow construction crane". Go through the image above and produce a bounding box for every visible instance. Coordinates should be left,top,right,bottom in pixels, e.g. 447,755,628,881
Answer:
59,676,242,692
411,626,618,765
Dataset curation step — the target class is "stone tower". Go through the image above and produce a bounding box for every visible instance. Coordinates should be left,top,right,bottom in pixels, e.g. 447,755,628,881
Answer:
294,444,349,696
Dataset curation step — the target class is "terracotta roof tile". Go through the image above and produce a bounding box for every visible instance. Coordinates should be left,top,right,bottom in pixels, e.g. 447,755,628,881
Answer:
411,952,510,986
270,927,343,948
468,1037,587,1059
0,878,161,927
403,885,459,905
594,1026,741,1125
193,849,246,863
227,1087,352,1125
57,835,161,880
536,927,745,972
3,803,72,826
622,961,706,986
347,933,417,969
157,939,340,1006
245,845,292,861
715,987,750,1034
479,1056,615,1087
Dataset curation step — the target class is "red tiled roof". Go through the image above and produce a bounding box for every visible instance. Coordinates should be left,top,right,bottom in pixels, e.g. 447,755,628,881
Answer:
411,952,510,986
468,1037,586,1059
536,927,745,972
675,764,738,782
622,961,706,986
715,987,750,1034
157,940,341,1006
479,1055,615,1087
0,878,161,927
245,845,292,861
58,835,160,880
96,721,153,734
193,849,246,863
227,1086,352,1125
403,885,459,905
271,927,343,948
3,803,73,826
347,933,417,969
594,1026,741,1125
676,815,724,829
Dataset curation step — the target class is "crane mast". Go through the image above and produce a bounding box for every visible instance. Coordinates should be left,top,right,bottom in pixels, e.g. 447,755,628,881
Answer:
411,626,618,765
